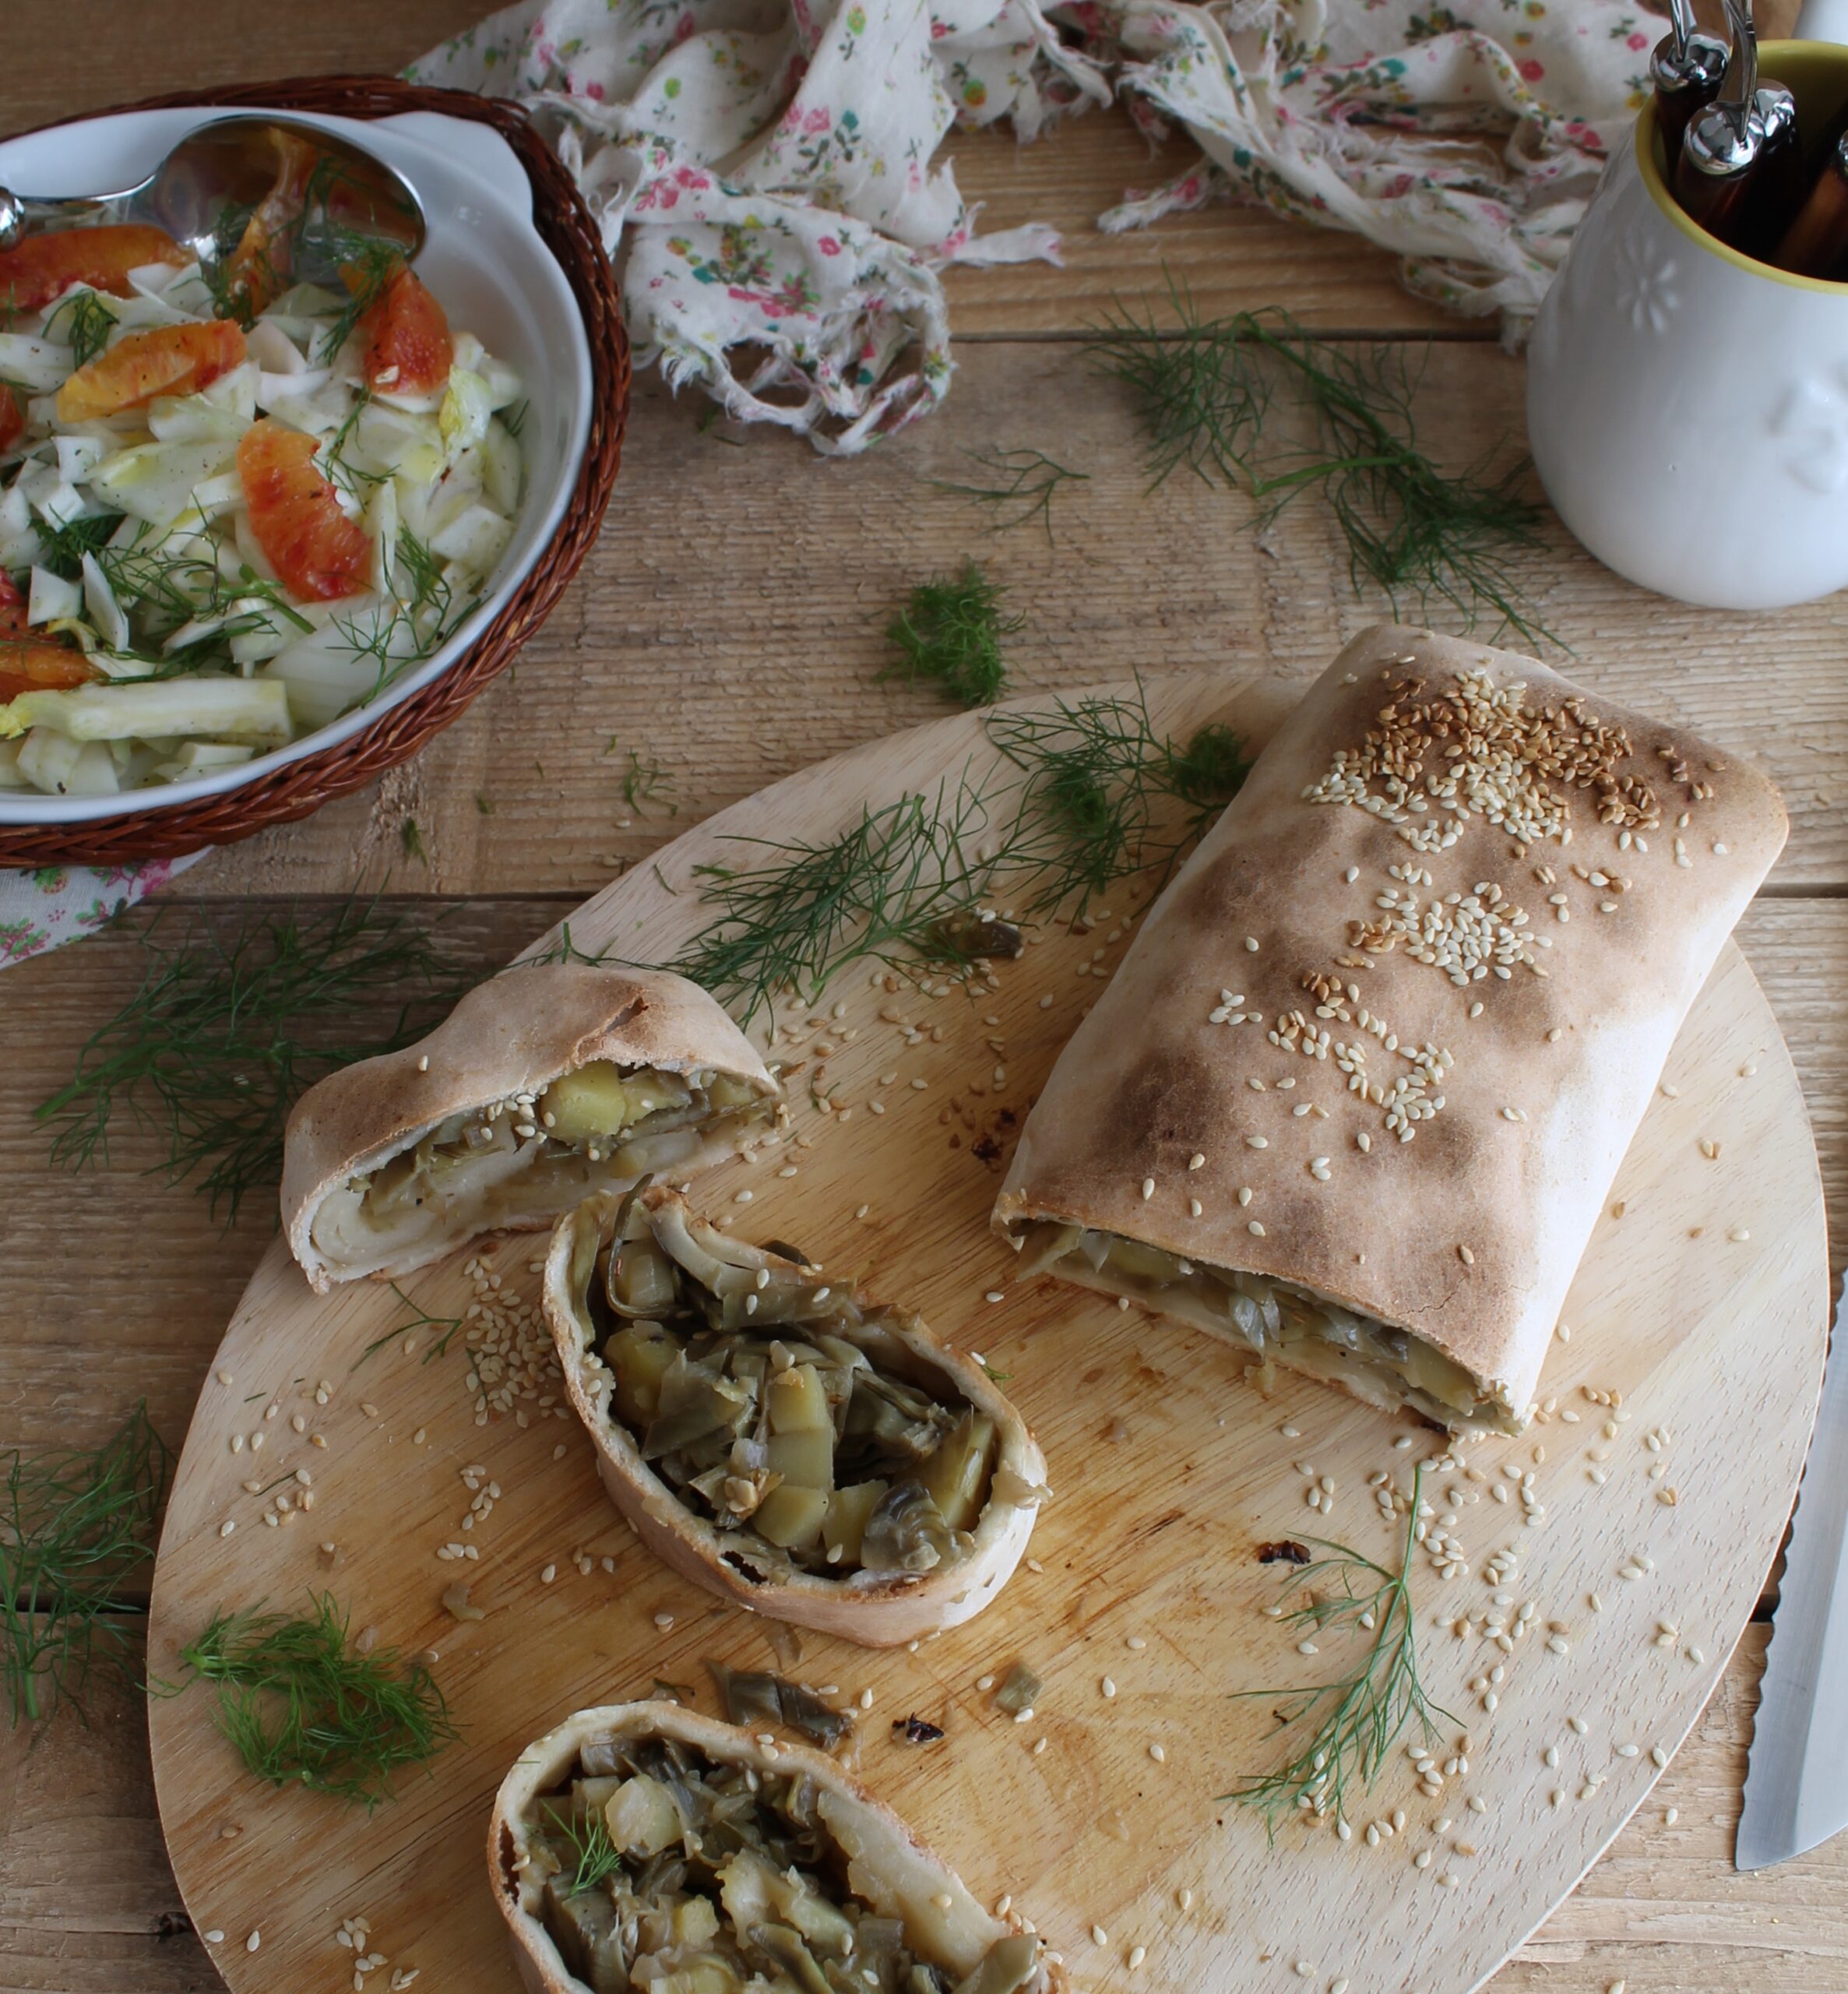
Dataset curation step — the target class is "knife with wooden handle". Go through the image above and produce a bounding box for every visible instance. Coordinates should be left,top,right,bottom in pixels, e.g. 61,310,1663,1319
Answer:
1737,1274,1848,1870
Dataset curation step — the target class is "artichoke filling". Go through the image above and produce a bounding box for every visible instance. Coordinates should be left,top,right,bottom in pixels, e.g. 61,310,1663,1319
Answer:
576,1200,998,1580
1016,1221,1513,1434
523,1732,1039,1994
311,1062,769,1263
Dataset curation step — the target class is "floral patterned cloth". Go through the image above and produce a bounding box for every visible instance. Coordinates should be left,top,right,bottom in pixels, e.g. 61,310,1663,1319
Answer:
408,0,1656,442
0,853,201,967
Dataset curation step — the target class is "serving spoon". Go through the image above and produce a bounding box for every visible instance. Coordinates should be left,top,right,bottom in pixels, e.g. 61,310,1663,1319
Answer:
0,114,424,271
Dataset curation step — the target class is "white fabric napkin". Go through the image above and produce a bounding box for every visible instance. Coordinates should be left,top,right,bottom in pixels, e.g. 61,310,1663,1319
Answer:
408,0,1656,446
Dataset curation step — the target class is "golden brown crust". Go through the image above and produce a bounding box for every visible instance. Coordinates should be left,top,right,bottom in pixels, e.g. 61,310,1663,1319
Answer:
280,963,778,1290
994,625,1787,1427
544,1187,1047,1647
487,1699,1065,1994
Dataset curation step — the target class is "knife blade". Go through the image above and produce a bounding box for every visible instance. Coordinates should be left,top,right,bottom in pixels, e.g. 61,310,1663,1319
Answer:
1737,1271,1848,1870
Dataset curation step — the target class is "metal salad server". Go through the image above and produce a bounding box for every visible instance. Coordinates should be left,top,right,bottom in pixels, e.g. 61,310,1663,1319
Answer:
0,114,424,271
1675,0,1769,241
1651,0,1730,171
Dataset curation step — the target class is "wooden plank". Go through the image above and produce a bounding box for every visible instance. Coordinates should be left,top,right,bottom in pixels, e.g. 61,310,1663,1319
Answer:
0,2,1454,339
132,343,1847,907
2,892,1843,1466
5,1622,1843,1993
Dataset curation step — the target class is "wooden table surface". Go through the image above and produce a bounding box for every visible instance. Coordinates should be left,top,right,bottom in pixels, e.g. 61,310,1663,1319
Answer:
3,4,1844,1991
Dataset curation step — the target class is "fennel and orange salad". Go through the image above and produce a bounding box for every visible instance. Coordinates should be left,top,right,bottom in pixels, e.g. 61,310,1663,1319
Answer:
0,185,526,798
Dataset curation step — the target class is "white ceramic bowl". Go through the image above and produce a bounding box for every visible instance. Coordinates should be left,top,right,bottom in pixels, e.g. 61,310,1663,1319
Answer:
0,104,593,826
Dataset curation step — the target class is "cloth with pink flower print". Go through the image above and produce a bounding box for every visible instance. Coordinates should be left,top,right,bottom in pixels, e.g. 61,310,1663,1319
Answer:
410,0,1658,450
0,853,201,967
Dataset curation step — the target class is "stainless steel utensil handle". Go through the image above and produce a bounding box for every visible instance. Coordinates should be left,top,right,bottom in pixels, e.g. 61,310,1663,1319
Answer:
0,189,128,252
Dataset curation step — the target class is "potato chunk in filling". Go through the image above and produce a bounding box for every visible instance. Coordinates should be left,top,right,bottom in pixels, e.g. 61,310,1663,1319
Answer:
310,1062,769,1263
523,1732,1040,1994
583,1200,998,1580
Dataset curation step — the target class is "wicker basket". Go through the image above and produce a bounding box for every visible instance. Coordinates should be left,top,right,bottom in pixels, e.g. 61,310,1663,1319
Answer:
0,76,628,867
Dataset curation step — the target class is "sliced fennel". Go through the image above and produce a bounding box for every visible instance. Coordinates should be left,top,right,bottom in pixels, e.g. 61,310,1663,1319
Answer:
1,255,526,797
0,678,294,745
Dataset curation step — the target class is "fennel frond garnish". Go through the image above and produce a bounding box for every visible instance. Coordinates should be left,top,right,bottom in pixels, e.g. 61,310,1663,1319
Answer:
1089,287,1549,647
667,688,1247,1022
174,1594,459,1809
882,559,1020,709
0,1404,171,1727
928,446,1089,544
38,892,472,1221
1227,1466,1456,1834
43,287,118,368
543,1804,628,1897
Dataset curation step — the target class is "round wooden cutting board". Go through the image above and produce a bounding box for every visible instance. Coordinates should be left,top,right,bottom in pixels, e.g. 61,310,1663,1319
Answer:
147,669,1830,1994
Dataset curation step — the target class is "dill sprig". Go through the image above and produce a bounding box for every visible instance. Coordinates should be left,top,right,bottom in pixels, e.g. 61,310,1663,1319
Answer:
28,511,315,670
37,892,472,1221
0,1404,171,1727
882,560,1020,710
1088,287,1549,646
988,687,1248,918
1224,1465,1456,1835
611,746,678,817
354,1284,465,1371
668,780,1001,1024
928,446,1088,544
543,1803,627,1897
175,1594,459,1808
44,288,119,368
316,235,405,365
666,689,1248,1023
30,510,120,581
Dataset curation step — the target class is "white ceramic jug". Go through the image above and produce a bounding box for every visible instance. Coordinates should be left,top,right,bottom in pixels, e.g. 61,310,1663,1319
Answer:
1528,9,1848,608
